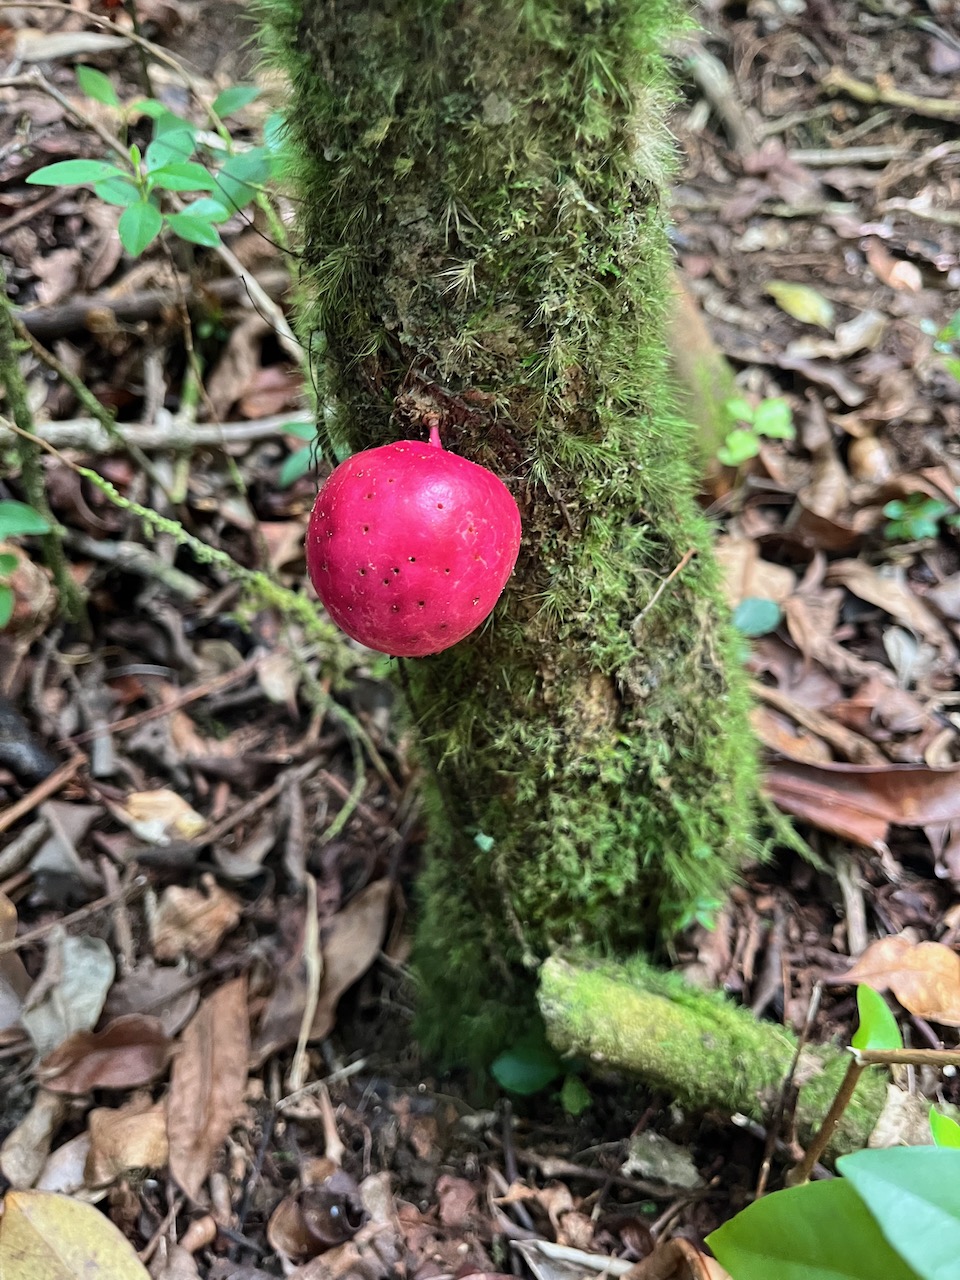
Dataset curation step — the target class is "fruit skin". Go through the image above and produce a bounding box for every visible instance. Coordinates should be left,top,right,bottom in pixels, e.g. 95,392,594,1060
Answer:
306,433,521,657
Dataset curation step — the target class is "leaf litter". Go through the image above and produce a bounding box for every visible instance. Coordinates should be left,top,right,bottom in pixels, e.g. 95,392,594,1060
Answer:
3,0,960,1274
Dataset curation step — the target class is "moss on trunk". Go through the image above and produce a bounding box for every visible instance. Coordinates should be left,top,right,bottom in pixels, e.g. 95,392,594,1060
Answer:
260,0,761,1063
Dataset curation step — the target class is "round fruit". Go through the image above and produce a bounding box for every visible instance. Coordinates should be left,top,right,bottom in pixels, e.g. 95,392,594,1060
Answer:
306,430,521,657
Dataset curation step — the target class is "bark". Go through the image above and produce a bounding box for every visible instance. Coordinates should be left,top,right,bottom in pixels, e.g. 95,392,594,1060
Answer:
262,0,761,1063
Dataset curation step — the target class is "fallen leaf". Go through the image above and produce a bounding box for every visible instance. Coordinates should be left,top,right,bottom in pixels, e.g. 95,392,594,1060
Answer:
621,1238,730,1280
21,931,115,1058
268,1169,365,1264
120,789,207,844
152,875,242,962
764,280,835,328
35,1134,97,1200
167,976,249,1200
0,1089,69,1189
787,309,887,360
86,1097,168,1187
103,959,199,1038
845,937,960,1026
253,880,392,1063
0,891,31,1036
715,536,796,608
0,1189,150,1278
36,1014,172,1094
865,238,923,292
827,559,951,649
30,801,102,894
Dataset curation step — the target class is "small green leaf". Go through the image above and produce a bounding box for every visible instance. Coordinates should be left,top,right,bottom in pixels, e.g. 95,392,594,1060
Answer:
765,280,835,329
717,428,760,467
178,197,232,223
211,85,261,116
930,1106,960,1149
118,201,163,256
0,501,50,538
93,176,142,207
145,131,196,171
164,212,220,247
131,98,168,119
560,1074,591,1117
146,161,217,193
264,111,289,156
283,422,318,441
491,1042,564,1095
0,585,13,630
733,597,782,638
944,356,960,384
0,553,19,575
707,1178,922,1280
753,397,795,440
851,985,903,1052
26,159,127,187
724,396,756,425
209,147,271,213
152,111,198,139
278,445,315,488
75,65,120,107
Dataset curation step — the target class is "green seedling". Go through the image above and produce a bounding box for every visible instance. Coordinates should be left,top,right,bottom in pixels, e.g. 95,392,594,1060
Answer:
922,308,960,384
0,500,51,628
717,396,795,467
883,492,960,542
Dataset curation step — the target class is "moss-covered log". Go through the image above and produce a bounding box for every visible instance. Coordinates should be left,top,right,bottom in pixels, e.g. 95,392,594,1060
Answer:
262,0,761,1062
539,956,889,1154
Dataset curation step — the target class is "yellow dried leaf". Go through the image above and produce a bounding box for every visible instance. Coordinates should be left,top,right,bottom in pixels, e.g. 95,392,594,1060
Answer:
0,1189,150,1278
121,790,206,844
764,280,835,329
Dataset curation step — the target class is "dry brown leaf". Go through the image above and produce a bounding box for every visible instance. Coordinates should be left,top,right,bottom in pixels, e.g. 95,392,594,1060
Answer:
86,1097,168,1188
865,239,922,292
827,560,951,649
253,880,392,1063
845,936,960,1026
750,706,833,763
167,976,250,1201
623,1238,730,1280
715,536,795,608
268,1170,365,1264
103,959,200,1039
152,875,242,962
37,1015,172,1094
0,1189,151,1278
0,1089,69,1190
121,789,207,844
0,890,31,1036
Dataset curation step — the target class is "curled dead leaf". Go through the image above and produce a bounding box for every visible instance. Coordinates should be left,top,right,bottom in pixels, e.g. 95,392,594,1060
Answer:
845,936,960,1026
36,1014,172,1094
152,875,242,962
86,1097,169,1188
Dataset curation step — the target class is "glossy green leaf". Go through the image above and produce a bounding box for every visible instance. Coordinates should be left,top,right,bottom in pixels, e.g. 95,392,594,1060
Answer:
851,984,902,1052
733,597,781,638
753,397,795,440
717,428,760,467
707,1177,922,1280
118,201,163,256
283,422,318,441
164,212,220,247
0,553,18,575
278,445,315,488
0,501,50,538
560,1074,591,1117
839,1147,960,1280
929,1107,960,1149
0,586,13,629
146,161,217,193
75,65,119,106
179,197,232,223
93,175,142,207
145,130,196,171
131,98,168,118
26,159,126,187
209,147,271,212
152,111,197,138
491,1042,563,1095
724,396,756,425
212,85,261,116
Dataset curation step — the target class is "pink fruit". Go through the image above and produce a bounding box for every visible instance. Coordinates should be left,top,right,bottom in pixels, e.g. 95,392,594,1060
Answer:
306,429,521,657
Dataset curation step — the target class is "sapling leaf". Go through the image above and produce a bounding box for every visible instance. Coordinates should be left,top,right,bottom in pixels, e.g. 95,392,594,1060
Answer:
93,176,142,207
164,212,221,248
209,148,272,213
146,162,218,193
732,597,781,638
179,197,232,223
131,98,168,118
212,85,261,116
929,1106,960,1149
26,159,127,187
283,423,319,442
717,429,760,467
0,585,13,630
118,201,163,256
278,445,316,489
560,1074,591,1117
75,65,120,107
0,553,18,576
145,131,197,171
753,397,794,440
723,396,755,424
152,111,198,139
0,501,51,538
491,1042,564,1095
851,984,902,1052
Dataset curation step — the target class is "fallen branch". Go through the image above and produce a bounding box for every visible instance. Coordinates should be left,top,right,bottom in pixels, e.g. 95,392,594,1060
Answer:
0,411,313,454
822,68,960,122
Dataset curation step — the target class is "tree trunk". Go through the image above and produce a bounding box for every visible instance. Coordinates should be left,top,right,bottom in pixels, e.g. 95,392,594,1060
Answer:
263,0,761,1063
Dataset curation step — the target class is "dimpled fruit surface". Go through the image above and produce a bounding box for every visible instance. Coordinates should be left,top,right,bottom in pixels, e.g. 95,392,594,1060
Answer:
305,436,522,657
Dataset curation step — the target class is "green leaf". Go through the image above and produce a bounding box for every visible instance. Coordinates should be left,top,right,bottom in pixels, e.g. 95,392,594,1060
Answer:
491,1042,564,1095
145,130,196,171
283,422,318,441
0,553,17,575
560,1074,591,1117
724,396,756,425
717,428,760,467
278,445,316,488
118,201,163,256
943,356,960,384
93,175,141,207
753,397,795,440
0,501,50,538
0,585,13,630
852,984,902,1052
264,111,289,156
26,159,127,187
211,85,261,116
146,161,217,193
75,65,120,107
177,197,232,223
131,98,168,119
209,147,271,213
152,111,197,139
839,1147,960,1280
765,280,835,329
733,597,782,638
164,212,220,247
930,1107,960,1149
707,1178,923,1280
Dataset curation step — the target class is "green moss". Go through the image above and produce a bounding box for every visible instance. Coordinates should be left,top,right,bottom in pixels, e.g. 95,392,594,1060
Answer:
258,0,762,1065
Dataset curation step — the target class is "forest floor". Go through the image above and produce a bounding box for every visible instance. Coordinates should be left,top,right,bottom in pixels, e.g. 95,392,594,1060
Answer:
1,0,960,1277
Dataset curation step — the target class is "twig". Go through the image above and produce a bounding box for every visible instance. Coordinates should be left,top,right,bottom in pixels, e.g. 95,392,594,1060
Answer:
287,873,322,1095
756,982,822,1197
0,411,313,455
822,67,960,122
0,875,147,956
0,755,85,836
62,529,205,600
0,69,130,163
632,549,696,631
276,1057,368,1110
791,1056,864,1184
99,857,136,975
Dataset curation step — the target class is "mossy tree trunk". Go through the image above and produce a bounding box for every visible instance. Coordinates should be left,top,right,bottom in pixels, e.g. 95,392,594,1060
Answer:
263,0,761,1064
